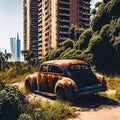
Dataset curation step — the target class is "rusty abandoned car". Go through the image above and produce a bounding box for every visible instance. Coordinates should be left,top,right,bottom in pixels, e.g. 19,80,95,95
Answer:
25,59,107,100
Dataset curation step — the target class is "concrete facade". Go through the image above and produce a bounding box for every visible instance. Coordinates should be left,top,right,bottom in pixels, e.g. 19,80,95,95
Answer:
23,0,91,59
23,0,38,58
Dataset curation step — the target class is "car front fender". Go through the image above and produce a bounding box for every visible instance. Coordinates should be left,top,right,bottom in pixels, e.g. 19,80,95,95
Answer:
25,72,38,86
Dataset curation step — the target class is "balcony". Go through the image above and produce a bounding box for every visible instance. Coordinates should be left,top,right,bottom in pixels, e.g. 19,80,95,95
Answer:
58,7,70,11
82,6,90,10
82,0,90,6
58,13,70,17
82,11,90,16
59,25,69,28
84,23,90,27
82,17,90,21
59,1,70,5
59,31,69,34
59,19,69,23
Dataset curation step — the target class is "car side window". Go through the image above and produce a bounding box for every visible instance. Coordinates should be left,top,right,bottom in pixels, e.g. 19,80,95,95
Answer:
48,65,63,74
39,65,48,72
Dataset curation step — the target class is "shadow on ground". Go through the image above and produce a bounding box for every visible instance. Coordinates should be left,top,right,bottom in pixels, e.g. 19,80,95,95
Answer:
34,91,56,100
71,94,119,109
33,91,119,109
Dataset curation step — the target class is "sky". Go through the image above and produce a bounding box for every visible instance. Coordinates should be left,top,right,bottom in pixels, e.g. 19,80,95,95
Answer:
0,0,23,53
0,0,102,53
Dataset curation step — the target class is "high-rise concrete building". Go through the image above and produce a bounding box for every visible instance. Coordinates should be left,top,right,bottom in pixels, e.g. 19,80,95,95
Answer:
23,0,91,59
38,0,91,59
17,33,21,61
23,0,38,58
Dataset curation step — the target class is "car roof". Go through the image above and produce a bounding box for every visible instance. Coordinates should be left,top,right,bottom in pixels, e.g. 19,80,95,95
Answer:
42,59,87,67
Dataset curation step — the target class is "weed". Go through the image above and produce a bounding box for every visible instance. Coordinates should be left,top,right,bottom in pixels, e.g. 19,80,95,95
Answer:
19,83,31,95
19,100,76,120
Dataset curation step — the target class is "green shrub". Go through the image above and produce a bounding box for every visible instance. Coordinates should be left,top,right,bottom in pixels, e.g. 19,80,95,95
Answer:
18,114,33,120
0,84,25,120
0,82,5,91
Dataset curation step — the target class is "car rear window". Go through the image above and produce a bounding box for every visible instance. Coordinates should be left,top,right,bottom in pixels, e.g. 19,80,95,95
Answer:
69,64,89,70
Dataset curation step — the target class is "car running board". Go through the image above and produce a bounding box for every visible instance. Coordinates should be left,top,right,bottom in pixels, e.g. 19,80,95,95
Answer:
34,90,56,97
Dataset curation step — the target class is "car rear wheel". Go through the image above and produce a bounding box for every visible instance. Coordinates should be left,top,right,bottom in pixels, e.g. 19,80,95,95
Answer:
56,88,66,100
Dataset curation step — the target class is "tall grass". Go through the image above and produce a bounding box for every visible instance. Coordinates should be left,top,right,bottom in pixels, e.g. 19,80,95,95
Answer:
18,100,76,120
105,76,120,90
104,76,120,102
0,62,38,84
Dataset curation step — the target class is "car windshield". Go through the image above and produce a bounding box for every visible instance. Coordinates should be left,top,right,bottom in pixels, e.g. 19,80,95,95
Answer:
69,64,89,70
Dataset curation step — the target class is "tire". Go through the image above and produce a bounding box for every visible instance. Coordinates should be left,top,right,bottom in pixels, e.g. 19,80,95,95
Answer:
56,88,66,100
25,80,32,91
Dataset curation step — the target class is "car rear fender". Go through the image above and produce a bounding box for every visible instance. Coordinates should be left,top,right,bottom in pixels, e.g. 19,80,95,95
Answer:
54,77,77,99
95,73,104,83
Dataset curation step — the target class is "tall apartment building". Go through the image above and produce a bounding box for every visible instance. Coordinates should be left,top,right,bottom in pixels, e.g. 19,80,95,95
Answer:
38,0,91,59
23,0,38,58
23,0,91,59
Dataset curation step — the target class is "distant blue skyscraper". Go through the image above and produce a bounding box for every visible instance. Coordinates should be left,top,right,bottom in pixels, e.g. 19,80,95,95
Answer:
10,32,21,61
17,33,21,61
10,37,16,60
4,50,7,54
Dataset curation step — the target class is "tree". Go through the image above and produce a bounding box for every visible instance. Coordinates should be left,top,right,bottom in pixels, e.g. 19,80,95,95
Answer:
91,2,101,15
0,51,5,70
21,50,30,61
76,28,92,50
91,9,97,15
95,1,102,8
61,39,75,49
69,24,84,41
4,53,12,62
69,24,76,40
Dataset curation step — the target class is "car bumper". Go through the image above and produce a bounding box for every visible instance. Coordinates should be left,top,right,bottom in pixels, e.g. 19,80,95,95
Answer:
73,84,107,97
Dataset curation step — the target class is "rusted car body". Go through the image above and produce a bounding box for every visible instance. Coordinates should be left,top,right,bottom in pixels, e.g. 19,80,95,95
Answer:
25,59,107,100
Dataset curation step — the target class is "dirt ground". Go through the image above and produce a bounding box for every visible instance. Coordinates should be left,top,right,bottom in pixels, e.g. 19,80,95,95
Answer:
68,106,120,120
13,82,120,120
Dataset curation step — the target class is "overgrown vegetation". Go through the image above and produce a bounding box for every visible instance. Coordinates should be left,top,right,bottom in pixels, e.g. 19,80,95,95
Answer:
0,0,120,119
45,0,120,75
0,82,25,120
102,76,120,102
0,62,37,84
0,61,76,120
0,82,76,120
18,100,76,120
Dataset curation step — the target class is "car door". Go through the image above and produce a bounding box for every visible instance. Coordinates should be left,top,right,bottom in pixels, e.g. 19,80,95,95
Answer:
47,65,63,92
38,64,49,91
